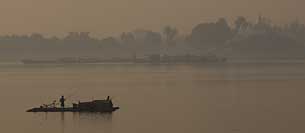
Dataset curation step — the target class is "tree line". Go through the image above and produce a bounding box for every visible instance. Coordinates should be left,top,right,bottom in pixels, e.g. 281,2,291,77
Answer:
0,15,304,61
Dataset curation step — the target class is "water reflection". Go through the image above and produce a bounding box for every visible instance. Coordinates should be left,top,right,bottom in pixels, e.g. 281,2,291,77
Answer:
77,112,113,121
33,112,113,133
61,112,65,133
74,112,113,133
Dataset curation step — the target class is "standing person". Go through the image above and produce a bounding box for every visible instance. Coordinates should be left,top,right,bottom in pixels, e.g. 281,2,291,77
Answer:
60,96,65,108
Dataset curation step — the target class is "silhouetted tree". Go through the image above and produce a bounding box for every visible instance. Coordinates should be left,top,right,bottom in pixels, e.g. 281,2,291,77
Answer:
64,32,79,40
254,15,273,32
30,33,44,40
163,26,178,46
145,31,162,46
189,18,233,48
234,16,250,32
133,30,162,46
121,32,136,45
101,37,119,46
287,19,305,43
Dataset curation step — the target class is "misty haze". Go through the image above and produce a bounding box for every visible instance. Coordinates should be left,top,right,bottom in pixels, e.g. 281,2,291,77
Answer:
0,1,305,133
0,15,304,63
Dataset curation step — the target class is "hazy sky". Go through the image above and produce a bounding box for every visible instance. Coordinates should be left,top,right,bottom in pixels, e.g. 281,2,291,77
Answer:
0,0,304,37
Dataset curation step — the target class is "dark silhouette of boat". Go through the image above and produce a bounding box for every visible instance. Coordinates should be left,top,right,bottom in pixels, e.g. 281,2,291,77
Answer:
27,96,119,113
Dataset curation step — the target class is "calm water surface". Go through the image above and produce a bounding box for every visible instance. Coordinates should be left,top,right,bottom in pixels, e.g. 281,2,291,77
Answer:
0,63,305,133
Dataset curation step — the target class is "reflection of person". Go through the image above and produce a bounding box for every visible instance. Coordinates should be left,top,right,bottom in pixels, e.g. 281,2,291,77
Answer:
60,96,65,108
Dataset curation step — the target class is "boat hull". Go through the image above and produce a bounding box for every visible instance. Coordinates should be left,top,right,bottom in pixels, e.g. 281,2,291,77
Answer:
27,107,119,113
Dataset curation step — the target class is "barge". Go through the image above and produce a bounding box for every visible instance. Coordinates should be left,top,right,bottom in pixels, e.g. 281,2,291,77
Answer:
27,96,119,113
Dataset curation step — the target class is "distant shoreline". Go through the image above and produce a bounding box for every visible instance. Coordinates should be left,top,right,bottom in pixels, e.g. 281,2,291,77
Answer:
0,59,304,66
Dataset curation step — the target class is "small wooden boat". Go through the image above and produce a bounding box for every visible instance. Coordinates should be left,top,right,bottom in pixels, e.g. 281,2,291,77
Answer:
27,96,119,113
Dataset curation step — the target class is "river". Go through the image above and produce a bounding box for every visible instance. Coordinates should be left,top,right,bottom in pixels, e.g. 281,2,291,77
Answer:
0,63,304,133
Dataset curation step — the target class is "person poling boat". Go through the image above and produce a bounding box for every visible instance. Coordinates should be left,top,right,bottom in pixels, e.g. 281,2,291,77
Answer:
60,96,65,108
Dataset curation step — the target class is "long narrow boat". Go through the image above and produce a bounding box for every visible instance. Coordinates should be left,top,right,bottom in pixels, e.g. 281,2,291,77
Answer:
27,96,119,113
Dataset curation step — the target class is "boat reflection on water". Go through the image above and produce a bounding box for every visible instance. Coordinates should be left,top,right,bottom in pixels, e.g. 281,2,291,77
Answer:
35,112,114,133
74,112,113,121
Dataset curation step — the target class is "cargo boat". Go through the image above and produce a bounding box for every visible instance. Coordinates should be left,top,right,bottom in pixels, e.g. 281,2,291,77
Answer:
27,96,119,113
